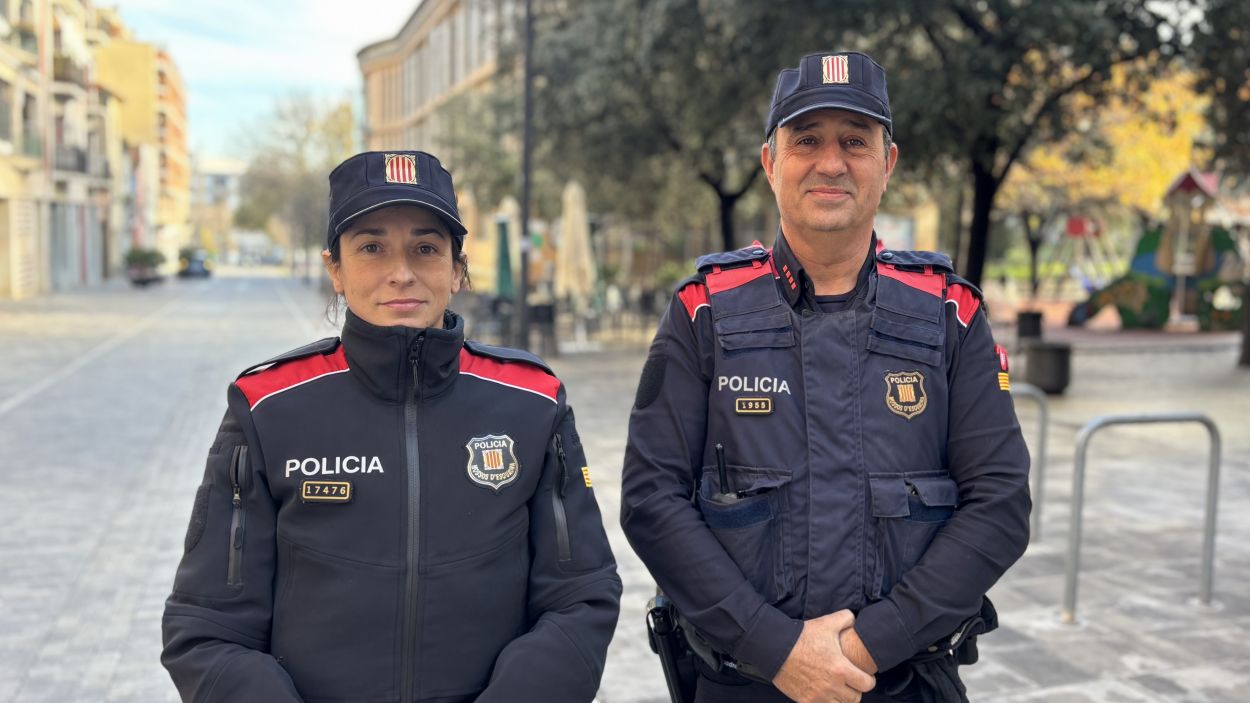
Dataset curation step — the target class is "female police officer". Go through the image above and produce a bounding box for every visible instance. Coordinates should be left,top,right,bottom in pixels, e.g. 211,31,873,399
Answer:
161,150,621,703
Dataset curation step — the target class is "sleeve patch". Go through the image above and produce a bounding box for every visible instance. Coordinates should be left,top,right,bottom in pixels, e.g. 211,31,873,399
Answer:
458,348,560,403
677,283,710,321
633,349,668,410
236,346,350,410
945,283,982,327
184,484,211,552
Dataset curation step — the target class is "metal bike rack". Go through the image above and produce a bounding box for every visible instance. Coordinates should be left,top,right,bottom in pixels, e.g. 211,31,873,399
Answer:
1010,382,1049,541
1061,413,1221,625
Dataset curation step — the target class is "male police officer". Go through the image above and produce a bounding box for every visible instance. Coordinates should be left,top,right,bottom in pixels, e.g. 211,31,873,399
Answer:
622,51,1031,703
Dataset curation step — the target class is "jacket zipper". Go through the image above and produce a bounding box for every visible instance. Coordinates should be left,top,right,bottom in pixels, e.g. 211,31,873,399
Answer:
401,334,424,703
226,445,248,586
552,434,573,564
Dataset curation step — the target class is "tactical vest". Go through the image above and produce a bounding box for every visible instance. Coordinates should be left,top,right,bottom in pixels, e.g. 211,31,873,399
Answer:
694,243,963,620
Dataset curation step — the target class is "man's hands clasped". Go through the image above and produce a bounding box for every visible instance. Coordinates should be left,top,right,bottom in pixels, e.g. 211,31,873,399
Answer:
772,610,877,703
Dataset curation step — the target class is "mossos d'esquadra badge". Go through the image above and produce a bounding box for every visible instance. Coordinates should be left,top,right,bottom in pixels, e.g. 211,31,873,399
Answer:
466,434,520,491
884,370,927,420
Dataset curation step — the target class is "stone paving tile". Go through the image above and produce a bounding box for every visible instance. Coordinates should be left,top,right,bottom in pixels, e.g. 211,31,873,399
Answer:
0,276,323,703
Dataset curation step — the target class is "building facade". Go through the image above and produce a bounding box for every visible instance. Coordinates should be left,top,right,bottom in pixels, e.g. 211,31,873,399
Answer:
358,0,519,295
190,155,244,258
0,0,49,299
0,0,188,299
357,0,509,152
95,32,190,272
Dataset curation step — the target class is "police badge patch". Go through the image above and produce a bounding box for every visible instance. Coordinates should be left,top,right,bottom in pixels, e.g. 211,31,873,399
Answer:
884,371,927,420
465,434,520,491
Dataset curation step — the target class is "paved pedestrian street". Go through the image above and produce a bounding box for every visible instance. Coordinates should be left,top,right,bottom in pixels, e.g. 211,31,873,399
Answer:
0,273,1247,702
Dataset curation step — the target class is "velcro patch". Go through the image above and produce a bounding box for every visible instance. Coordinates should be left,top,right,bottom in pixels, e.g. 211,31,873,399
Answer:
301,480,352,504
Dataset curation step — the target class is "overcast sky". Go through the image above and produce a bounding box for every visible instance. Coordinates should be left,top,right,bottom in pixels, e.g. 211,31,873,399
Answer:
111,0,417,160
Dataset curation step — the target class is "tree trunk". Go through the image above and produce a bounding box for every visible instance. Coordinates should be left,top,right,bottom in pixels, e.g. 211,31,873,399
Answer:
948,185,966,271
965,160,1000,288
1023,214,1044,299
718,191,737,252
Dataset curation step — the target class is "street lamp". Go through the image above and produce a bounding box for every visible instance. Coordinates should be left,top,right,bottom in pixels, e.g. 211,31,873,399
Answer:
516,0,535,350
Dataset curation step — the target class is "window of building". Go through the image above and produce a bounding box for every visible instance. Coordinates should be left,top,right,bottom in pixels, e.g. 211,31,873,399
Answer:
406,51,417,116
450,11,462,86
0,80,12,143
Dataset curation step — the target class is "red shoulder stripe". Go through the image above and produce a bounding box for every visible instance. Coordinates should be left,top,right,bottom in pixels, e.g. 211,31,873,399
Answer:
237,346,350,410
459,349,559,403
945,282,981,327
877,264,944,298
706,259,772,295
677,282,709,320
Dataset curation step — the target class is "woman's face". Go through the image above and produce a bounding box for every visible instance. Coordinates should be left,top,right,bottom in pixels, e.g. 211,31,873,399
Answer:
323,205,464,329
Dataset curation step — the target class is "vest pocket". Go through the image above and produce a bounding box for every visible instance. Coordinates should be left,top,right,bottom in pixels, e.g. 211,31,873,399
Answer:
697,467,793,603
868,473,958,598
714,311,795,351
867,307,943,366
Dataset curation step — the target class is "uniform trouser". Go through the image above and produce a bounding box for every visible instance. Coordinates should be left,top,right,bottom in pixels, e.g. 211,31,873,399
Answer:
692,660,925,703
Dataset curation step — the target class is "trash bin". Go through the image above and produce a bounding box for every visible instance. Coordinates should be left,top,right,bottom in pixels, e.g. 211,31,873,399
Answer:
1025,341,1071,394
1017,310,1044,340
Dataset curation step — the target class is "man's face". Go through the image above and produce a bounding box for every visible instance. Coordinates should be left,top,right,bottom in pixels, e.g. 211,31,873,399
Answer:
762,108,898,242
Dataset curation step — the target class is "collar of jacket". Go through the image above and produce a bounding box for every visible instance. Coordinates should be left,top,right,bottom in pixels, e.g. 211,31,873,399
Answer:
340,307,463,402
771,229,878,310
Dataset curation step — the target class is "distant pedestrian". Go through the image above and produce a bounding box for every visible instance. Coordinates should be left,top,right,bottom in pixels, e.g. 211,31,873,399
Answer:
162,150,620,702
624,51,1030,703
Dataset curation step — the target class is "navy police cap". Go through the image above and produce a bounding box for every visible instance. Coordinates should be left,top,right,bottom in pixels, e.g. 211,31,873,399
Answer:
765,51,892,138
327,150,467,249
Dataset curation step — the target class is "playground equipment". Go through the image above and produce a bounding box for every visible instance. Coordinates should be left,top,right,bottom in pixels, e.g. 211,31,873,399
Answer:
1068,168,1244,330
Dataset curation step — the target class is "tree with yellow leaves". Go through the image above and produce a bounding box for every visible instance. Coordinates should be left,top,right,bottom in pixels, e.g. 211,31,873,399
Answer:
998,65,1208,296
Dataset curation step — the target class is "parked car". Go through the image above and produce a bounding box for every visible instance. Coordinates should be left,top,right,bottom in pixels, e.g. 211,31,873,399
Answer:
177,248,214,278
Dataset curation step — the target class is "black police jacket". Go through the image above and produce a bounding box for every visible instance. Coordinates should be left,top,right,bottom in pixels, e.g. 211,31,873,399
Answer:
621,234,1030,680
162,310,621,703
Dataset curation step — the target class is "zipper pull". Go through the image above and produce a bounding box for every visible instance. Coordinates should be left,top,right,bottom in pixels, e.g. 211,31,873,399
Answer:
231,445,244,506
554,434,569,498
409,334,425,392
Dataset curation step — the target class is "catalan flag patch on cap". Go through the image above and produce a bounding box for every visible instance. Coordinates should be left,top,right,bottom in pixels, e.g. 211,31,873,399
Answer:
384,153,419,184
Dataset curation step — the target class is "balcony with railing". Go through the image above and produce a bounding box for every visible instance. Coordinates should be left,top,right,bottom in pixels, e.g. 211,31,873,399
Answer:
8,22,38,55
0,103,11,144
88,150,109,179
53,55,87,88
21,124,41,157
54,145,87,172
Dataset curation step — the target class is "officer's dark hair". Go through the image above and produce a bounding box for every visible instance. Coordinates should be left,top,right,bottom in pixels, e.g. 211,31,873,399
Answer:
766,126,893,163
323,232,472,326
